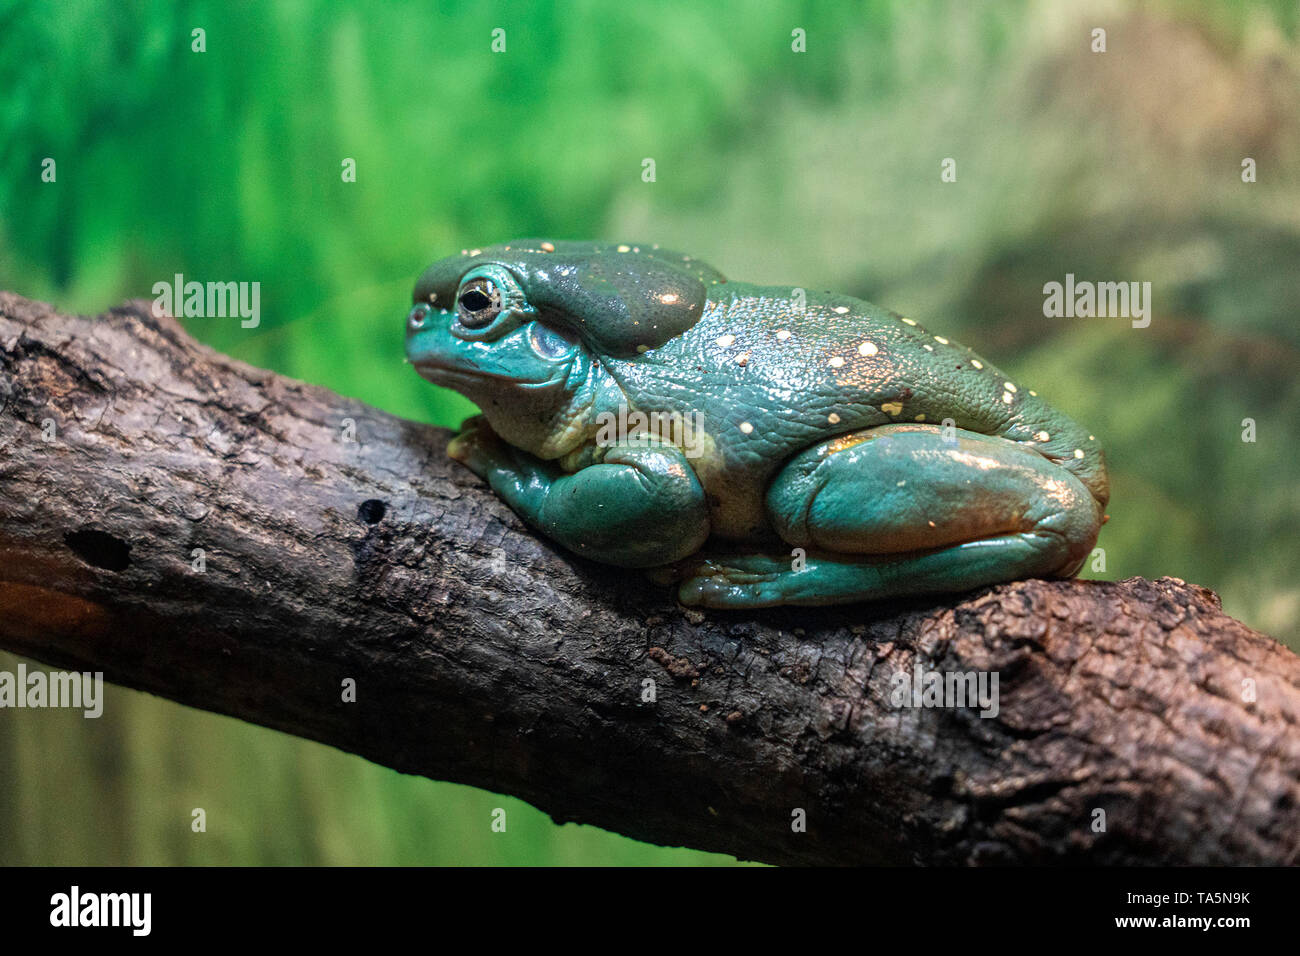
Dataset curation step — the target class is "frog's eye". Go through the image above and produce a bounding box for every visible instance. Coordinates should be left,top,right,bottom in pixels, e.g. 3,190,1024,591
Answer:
407,303,431,330
456,277,502,329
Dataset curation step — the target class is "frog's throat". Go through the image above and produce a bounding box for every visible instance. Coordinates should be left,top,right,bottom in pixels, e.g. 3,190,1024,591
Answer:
479,373,603,462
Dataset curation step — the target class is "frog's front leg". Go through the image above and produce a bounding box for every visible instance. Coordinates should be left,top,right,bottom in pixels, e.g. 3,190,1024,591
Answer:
677,424,1103,608
450,419,710,568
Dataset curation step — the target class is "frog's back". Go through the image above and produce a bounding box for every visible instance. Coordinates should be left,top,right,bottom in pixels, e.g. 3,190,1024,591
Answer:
614,281,1108,515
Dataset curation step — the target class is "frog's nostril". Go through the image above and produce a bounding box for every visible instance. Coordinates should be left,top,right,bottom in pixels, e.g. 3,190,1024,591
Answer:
407,304,430,330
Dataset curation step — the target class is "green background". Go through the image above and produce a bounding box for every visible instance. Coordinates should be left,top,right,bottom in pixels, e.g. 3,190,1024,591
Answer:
1,0,1297,864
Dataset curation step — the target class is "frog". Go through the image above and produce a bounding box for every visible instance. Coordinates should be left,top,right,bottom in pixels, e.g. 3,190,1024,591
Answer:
405,239,1108,609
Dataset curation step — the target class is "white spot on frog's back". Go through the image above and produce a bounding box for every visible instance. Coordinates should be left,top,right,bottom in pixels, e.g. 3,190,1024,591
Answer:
834,306,850,314
828,356,845,368
776,329,792,341
858,341,878,356
739,421,754,434
716,334,736,347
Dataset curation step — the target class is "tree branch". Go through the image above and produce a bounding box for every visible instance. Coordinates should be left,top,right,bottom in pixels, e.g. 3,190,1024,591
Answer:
1,291,1297,865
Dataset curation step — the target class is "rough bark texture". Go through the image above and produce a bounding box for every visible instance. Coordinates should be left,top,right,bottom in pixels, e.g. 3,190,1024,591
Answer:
0,291,1297,866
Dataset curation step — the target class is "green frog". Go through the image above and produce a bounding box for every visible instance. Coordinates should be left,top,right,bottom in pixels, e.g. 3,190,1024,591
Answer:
405,240,1108,609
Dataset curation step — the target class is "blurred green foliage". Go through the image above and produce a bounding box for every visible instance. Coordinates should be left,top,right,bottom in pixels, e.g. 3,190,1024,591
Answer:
1,0,1297,864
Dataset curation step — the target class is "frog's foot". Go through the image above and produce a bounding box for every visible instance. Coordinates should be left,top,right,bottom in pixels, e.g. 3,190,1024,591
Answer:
446,414,510,480
674,550,866,609
675,540,1085,609
673,547,997,609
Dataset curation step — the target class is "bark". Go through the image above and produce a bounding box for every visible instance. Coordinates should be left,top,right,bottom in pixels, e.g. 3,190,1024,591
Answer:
0,291,1296,866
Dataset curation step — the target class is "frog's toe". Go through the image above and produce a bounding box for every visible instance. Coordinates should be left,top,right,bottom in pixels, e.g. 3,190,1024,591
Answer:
445,430,476,464
678,575,784,609
447,419,512,478
446,433,490,476
675,553,796,608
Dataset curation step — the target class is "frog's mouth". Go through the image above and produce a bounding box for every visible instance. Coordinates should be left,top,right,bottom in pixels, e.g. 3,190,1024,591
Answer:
411,358,564,392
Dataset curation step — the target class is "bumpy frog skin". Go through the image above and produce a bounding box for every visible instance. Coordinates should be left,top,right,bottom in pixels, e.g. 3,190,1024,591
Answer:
406,240,1108,609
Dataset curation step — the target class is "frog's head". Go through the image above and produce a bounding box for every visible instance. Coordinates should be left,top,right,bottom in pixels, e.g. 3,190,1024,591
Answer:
405,239,725,457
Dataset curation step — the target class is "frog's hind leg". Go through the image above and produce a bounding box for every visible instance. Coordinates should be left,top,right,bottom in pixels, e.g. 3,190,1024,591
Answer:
676,424,1103,609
